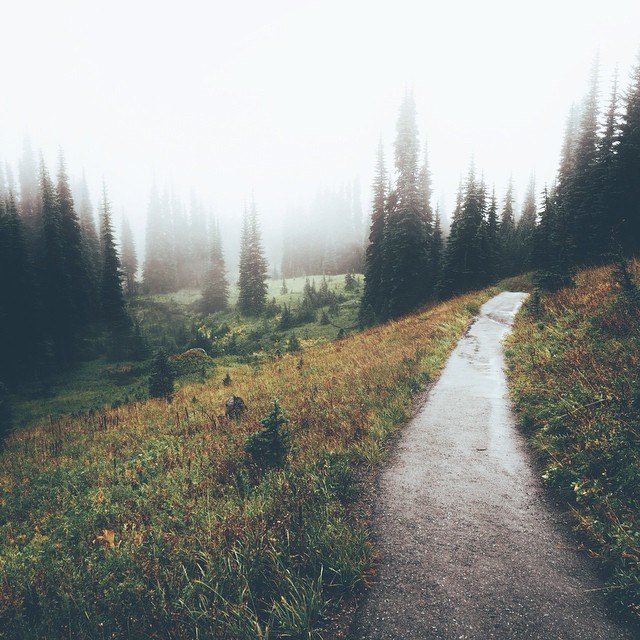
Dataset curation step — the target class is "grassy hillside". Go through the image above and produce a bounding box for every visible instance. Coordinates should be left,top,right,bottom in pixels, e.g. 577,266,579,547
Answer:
506,260,640,617
0,286,495,639
9,275,362,430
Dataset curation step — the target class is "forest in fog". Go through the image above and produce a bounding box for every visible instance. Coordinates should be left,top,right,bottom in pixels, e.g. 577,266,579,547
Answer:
2,55,639,399
1,0,640,636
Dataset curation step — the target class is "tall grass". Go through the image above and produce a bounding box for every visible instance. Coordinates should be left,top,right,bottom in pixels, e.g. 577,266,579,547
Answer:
506,260,640,618
0,288,495,639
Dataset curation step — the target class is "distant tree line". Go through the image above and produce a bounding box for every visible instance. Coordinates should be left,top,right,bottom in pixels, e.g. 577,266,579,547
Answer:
281,181,365,278
0,146,140,387
361,55,640,322
142,187,211,294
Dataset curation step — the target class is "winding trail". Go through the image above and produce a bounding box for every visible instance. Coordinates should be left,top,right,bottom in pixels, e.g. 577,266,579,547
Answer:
353,292,635,640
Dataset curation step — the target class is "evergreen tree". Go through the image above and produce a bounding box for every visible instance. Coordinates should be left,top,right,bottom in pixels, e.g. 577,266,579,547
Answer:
143,185,177,293
551,105,581,281
380,94,431,318
431,204,444,291
565,58,602,264
237,200,268,315
148,348,175,400
418,138,435,298
440,164,488,296
595,73,622,257
517,175,538,271
532,186,563,289
57,153,93,322
39,158,75,363
187,193,209,287
201,218,229,313
0,194,40,382
120,214,138,296
18,136,39,249
75,172,101,304
498,179,518,277
99,185,128,328
616,56,640,254
360,141,388,323
484,188,501,282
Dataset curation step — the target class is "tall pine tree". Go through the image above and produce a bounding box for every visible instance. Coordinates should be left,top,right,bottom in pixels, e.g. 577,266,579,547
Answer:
120,214,138,296
616,56,640,254
360,140,388,323
201,218,229,313
380,94,431,318
99,185,128,328
237,199,268,315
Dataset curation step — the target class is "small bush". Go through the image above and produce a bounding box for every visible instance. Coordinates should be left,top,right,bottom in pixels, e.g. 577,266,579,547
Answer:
148,349,176,400
287,333,301,353
245,401,290,469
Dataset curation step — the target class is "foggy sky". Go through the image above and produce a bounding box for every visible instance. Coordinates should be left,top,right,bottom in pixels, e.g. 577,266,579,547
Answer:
1,0,639,259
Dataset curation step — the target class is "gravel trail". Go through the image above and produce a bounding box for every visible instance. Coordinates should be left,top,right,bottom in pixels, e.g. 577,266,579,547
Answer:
353,291,636,640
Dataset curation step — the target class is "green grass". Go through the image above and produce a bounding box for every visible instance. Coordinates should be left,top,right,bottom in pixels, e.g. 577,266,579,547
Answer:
505,261,640,618
9,275,363,431
9,359,148,428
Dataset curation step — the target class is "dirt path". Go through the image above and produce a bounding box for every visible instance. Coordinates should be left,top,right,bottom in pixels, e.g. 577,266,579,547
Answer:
352,292,636,640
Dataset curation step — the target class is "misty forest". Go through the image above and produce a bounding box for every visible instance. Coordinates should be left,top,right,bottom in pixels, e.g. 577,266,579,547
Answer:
1,3,640,639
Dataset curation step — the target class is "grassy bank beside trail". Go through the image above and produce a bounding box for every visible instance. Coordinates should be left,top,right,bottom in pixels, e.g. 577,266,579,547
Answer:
505,261,640,618
0,287,495,639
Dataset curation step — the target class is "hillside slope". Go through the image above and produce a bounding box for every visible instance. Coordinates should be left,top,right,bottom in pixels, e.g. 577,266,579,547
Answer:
0,287,493,639
506,260,640,618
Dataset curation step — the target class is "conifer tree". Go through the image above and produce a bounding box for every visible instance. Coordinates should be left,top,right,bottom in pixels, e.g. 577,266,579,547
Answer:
360,141,388,323
380,94,430,317
57,153,93,322
565,58,602,263
532,186,559,285
143,186,177,293
616,56,640,254
498,179,518,277
551,105,581,282
39,158,75,363
237,200,268,315
99,185,128,328
431,205,444,291
188,194,209,287
418,139,435,298
18,136,39,248
0,194,40,382
75,172,101,302
440,164,488,296
201,219,229,313
484,188,501,282
594,73,621,257
120,214,138,296
148,348,175,400
517,175,538,271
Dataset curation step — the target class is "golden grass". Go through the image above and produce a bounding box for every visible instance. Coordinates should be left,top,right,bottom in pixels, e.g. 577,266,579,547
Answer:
0,287,494,639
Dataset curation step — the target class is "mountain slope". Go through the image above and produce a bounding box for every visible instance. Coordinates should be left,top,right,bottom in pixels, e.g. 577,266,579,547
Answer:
0,287,494,639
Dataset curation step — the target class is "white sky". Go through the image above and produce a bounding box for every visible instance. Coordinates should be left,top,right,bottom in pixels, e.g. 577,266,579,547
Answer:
1,0,639,252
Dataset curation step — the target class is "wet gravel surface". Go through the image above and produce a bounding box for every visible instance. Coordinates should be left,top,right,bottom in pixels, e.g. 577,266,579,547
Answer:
352,292,637,640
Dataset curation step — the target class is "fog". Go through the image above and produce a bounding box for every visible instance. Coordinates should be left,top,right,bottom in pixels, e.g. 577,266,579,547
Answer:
1,0,639,261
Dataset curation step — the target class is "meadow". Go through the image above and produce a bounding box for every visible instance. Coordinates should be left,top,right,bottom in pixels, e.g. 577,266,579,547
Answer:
0,284,496,639
9,275,361,430
506,260,640,618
